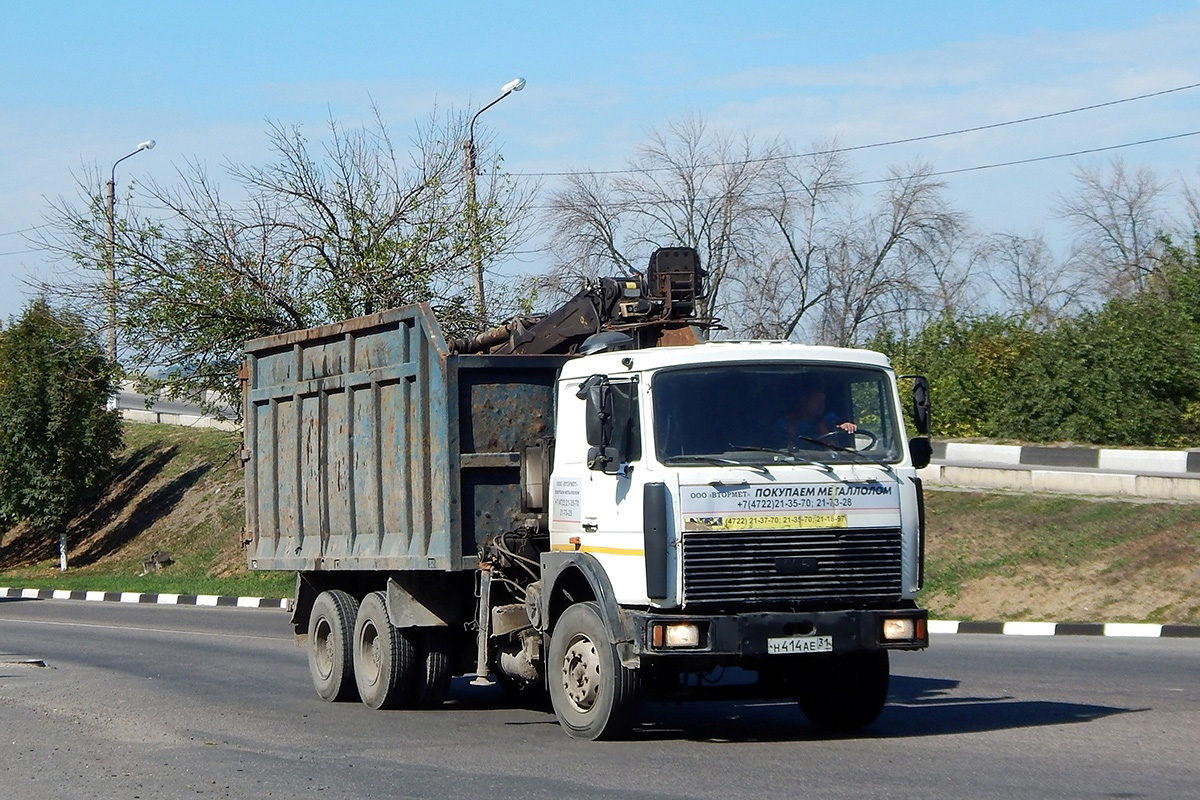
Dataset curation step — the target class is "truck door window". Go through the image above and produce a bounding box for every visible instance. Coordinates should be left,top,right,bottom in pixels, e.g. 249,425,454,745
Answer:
609,380,642,463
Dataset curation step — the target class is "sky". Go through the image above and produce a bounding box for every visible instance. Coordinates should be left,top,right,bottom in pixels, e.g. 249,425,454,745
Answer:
2,1,1199,322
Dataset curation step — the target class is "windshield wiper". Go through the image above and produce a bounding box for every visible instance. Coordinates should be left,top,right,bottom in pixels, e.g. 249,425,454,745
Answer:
728,445,834,473
790,438,898,474
663,454,770,475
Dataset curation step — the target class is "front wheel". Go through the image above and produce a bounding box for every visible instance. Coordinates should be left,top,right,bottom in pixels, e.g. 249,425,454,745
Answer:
547,602,640,740
795,650,889,733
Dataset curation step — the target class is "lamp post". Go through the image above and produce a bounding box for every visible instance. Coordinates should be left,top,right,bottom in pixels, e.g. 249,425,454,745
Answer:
464,77,525,322
105,139,156,362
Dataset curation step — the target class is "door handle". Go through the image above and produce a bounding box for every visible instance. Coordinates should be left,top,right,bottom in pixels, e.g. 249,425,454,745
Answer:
582,522,598,533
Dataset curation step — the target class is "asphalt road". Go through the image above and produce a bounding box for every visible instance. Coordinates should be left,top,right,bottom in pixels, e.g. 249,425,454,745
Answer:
1,599,1196,800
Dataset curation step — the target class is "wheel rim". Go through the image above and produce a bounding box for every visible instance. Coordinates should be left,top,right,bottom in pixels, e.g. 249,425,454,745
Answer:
359,620,381,686
313,616,334,680
560,633,602,713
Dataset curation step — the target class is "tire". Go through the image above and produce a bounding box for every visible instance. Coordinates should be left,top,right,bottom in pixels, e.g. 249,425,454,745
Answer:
412,627,453,709
352,591,418,710
547,602,640,740
795,650,890,733
307,590,360,703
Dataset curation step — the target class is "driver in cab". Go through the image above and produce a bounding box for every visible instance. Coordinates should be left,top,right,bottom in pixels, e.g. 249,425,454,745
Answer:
779,380,857,447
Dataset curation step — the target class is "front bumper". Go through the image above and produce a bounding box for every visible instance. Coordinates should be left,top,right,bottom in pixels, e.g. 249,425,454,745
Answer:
618,606,928,661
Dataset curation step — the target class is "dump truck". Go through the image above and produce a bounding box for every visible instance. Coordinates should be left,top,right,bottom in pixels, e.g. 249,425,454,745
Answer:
242,247,932,739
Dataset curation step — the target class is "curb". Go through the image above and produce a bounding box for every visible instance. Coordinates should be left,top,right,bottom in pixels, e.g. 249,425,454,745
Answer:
0,586,289,610
930,619,1200,638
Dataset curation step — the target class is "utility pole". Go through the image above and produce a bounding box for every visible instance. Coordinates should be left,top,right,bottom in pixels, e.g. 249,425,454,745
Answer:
464,78,525,322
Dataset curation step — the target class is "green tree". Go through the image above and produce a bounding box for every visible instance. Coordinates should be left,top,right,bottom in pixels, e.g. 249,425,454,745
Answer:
36,108,534,413
0,300,122,570
877,233,1200,447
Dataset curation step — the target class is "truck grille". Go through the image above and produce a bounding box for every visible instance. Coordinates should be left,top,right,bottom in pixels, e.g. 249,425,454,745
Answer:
681,527,902,606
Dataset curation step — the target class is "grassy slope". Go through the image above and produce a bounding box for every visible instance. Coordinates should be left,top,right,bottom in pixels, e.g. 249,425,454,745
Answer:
1,424,1197,622
922,490,1200,623
0,422,292,599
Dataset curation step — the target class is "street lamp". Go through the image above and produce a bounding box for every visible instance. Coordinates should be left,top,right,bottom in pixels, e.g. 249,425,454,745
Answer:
105,139,156,362
464,77,525,321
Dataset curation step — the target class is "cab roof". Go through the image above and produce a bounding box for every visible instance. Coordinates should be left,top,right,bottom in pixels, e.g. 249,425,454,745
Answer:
557,340,893,381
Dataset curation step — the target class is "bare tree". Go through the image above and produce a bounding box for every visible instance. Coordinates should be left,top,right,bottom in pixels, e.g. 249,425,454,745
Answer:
545,122,967,344
33,108,535,410
981,232,1085,326
730,142,853,340
542,170,636,297
1057,157,1170,297
1181,166,1200,234
814,164,966,345
545,114,782,324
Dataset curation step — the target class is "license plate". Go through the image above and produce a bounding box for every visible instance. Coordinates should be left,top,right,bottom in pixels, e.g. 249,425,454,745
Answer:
767,635,833,655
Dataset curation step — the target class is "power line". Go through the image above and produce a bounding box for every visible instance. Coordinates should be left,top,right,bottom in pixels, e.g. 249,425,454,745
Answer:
0,224,49,238
88,126,1200,217
843,129,1200,188
513,81,1200,178
527,128,1200,209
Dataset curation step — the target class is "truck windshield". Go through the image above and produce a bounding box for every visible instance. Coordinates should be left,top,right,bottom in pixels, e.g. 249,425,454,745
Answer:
652,364,902,465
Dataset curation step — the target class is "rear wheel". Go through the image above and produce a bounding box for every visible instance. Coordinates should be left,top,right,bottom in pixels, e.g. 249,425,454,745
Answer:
795,650,889,733
352,591,418,709
547,602,640,740
307,590,359,703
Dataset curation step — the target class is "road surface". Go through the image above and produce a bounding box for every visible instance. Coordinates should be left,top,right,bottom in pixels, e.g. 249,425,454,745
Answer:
1,599,1195,799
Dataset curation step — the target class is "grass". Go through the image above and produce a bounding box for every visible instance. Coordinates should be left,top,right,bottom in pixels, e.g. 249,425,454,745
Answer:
0,571,294,598
920,489,1200,623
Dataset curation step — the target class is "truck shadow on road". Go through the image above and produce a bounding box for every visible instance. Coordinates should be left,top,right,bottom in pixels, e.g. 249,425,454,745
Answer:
871,674,1142,739
445,674,1139,743
628,675,1138,743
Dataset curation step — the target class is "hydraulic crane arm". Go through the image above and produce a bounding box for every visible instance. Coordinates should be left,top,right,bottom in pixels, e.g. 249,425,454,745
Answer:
449,247,711,355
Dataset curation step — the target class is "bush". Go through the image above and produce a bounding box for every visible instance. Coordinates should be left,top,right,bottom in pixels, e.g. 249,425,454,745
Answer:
873,238,1200,447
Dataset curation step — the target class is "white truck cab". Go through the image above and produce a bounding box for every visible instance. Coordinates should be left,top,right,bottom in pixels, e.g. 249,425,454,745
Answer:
538,340,929,738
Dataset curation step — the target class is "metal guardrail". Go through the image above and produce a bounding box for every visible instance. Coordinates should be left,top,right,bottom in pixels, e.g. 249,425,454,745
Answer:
119,407,239,432
116,380,239,432
922,441,1200,500
931,441,1200,475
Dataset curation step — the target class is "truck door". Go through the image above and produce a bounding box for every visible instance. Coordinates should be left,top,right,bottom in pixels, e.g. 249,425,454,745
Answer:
580,377,647,602
551,376,649,604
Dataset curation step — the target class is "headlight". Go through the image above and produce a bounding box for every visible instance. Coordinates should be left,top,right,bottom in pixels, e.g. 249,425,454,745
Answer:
650,621,705,649
882,618,916,641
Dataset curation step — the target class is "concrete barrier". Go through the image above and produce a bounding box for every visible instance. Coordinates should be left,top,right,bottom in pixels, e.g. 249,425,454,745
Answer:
942,442,1024,465
921,461,1200,501
120,408,239,432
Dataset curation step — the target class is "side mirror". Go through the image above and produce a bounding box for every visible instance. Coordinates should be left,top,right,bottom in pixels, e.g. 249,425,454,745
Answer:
908,436,932,469
909,375,931,436
577,375,612,448
587,445,621,473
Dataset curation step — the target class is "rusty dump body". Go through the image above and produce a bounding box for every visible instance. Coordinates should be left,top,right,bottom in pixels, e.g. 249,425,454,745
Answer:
243,303,568,574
